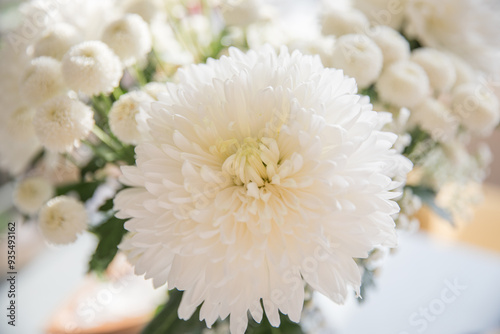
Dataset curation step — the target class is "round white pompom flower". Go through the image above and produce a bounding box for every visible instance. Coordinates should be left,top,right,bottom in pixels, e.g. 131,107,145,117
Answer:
410,48,456,93
13,176,54,215
115,46,411,334
109,91,153,144
38,196,87,245
34,23,82,60
20,57,65,106
101,14,152,66
451,83,500,135
33,95,95,152
410,98,458,141
330,34,383,89
321,8,369,37
369,26,410,67
376,60,430,107
62,41,123,96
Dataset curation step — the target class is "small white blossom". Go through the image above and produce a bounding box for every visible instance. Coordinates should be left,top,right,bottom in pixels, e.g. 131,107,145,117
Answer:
410,48,456,93
102,14,152,66
370,25,410,67
62,41,123,96
20,57,65,106
34,23,82,60
38,196,88,245
33,95,95,152
13,176,55,215
321,8,369,37
330,34,383,88
376,60,430,107
410,98,458,141
109,91,154,145
451,83,500,135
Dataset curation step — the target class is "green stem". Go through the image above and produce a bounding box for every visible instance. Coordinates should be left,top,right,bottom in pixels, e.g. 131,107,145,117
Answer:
92,125,122,152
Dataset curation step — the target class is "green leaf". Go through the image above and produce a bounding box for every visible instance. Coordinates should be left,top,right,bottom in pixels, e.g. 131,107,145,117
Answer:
98,197,115,212
142,290,205,334
143,290,305,334
56,181,102,202
88,216,128,273
410,186,455,225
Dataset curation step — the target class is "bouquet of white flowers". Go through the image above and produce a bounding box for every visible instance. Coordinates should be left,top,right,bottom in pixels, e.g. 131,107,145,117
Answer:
0,0,498,333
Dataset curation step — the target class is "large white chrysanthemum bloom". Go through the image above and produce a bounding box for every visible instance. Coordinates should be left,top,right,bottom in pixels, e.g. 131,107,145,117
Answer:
369,26,410,67
38,196,87,245
20,57,65,106
115,46,411,334
34,23,82,60
376,60,430,107
13,176,54,215
410,98,458,141
61,41,123,96
321,8,369,37
109,91,153,144
410,48,456,93
33,95,95,152
451,83,500,135
330,34,383,89
101,14,152,66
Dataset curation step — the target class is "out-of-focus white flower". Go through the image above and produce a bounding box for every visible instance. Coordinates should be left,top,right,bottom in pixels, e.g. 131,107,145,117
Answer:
410,98,458,141
62,41,123,96
38,195,87,245
13,176,54,215
288,35,335,68
376,60,429,107
410,48,456,93
369,25,410,67
34,23,82,60
405,0,500,73
102,14,152,66
121,0,164,22
220,0,273,27
451,83,500,135
246,21,290,50
321,8,369,37
109,91,153,144
115,46,411,334
5,106,37,141
142,82,168,100
352,0,407,29
449,54,476,88
330,34,383,88
20,57,65,106
33,95,95,152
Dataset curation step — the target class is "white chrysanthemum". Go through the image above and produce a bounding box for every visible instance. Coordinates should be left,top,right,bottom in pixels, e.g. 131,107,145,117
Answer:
6,106,37,140
352,0,407,29
451,83,500,135
330,34,383,88
101,14,152,66
109,91,153,144
115,46,411,334
321,8,369,37
288,35,335,69
62,41,123,96
34,23,82,60
38,196,87,245
376,60,430,107
449,54,476,88
13,176,54,215
369,26,410,67
405,0,500,72
33,95,95,152
410,98,458,141
20,57,65,106
410,48,456,93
